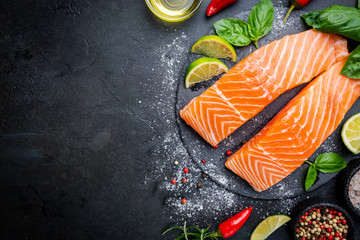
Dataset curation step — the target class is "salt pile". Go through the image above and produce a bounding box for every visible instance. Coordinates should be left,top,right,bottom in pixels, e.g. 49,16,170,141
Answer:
349,170,360,210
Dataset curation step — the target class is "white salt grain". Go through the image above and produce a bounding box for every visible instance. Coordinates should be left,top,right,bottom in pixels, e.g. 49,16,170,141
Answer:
349,170,360,210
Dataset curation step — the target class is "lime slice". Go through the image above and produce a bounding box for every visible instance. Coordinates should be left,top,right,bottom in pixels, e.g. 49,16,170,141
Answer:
342,113,360,154
185,57,228,88
250,215,291,240
191,35,237,62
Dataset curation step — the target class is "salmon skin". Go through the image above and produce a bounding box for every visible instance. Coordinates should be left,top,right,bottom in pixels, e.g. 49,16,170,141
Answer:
180,30,348,147
225,59,360,192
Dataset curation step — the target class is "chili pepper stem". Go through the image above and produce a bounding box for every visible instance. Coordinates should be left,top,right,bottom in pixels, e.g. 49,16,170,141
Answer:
211,229,224,238
283,4,295,24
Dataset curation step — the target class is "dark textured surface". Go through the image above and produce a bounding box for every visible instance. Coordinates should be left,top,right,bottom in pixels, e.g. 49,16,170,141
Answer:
0,0,359,239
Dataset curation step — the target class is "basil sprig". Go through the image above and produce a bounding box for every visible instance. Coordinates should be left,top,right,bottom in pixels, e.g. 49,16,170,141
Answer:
302,5,360,79
213,19,253,47
304,153,347,191
302,6,360,42
247,0,274,47
341,45,360,79
214,0,274,48
305,165,318,192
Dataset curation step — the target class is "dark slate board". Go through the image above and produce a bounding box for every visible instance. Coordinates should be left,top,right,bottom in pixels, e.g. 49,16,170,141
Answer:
176,8,360,199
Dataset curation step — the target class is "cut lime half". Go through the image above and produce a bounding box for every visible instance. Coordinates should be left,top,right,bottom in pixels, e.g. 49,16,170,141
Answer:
342,113,360,154
191,35,237,62
185,57,228,88
250,215,291,240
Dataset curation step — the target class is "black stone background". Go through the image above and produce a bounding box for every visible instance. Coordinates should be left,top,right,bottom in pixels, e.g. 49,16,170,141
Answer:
0,0,359,239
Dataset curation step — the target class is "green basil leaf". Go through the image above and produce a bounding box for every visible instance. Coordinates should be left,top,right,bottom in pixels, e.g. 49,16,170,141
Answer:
305,165,318,191
248,0,274,47
301,10,322,26
302,5,360,42
313,152,347,173
341,45,360,79
358,0,360,9
214,19,252,47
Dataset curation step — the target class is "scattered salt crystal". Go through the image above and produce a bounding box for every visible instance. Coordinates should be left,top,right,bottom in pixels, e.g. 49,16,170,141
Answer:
142,7,314,224
349,170,360,210
141,32,240,223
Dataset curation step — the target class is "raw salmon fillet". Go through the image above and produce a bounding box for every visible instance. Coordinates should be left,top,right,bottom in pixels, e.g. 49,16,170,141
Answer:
180,30,348,146
225,59,360,192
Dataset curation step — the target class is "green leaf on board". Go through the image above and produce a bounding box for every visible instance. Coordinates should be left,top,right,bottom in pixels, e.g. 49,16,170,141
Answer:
341,45,360,79
302,5,360,42
305,165,318,191
214,0,274,48
248,0,274,47
214,19,253,46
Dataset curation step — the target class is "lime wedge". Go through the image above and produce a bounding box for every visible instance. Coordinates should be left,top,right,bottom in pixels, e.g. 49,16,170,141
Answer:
185,57,228,88
342,113,360,154
191,35,237,62
250,215,291,240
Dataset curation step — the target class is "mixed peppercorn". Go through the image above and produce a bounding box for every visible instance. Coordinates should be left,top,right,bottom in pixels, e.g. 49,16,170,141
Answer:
295,206,350,240
170,149,233,204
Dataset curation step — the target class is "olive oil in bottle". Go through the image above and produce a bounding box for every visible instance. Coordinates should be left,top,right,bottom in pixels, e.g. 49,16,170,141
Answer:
150,0,199,19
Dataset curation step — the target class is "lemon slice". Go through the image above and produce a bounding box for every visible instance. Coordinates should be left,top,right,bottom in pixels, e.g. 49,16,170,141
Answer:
342,113,360,154
191,35,237,62
185,57,228,88
250,215,291,240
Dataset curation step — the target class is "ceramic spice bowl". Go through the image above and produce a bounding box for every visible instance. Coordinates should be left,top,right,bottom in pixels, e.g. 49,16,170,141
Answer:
291,200,354,240
341,159,360,217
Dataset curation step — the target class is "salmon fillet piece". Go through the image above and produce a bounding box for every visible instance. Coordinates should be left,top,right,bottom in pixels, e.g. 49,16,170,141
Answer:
225,59,360,192
180,30,348,146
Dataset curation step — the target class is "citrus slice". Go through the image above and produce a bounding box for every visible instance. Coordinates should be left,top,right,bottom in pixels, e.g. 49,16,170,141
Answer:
185,57,228,88
250,215,291,240
191,35,237,62
342,113,360,154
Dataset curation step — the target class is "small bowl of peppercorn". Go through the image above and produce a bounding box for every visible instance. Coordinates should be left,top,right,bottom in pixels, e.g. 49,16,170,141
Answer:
341,159,360,217
291,200,354,240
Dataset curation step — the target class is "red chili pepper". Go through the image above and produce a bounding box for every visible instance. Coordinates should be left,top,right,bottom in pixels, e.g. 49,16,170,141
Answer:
283,0,312,24
215,206,253,238
206,0,238,17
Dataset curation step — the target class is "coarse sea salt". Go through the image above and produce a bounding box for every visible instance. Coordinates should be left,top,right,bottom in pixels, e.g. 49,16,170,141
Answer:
349,170,360,210
142,7,309,224
142,31,241,223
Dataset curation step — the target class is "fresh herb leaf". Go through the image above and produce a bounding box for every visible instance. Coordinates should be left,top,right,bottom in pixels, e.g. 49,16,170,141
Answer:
305,165,318,191
213,0,274,48
214,19,252,46
358,0,360,9
302,5,360,42
301,10,322,26
313,152,347,173
341,45,360,79
304,153,347,191
162,226,184,235
163,221,218,240
248,0,274,48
